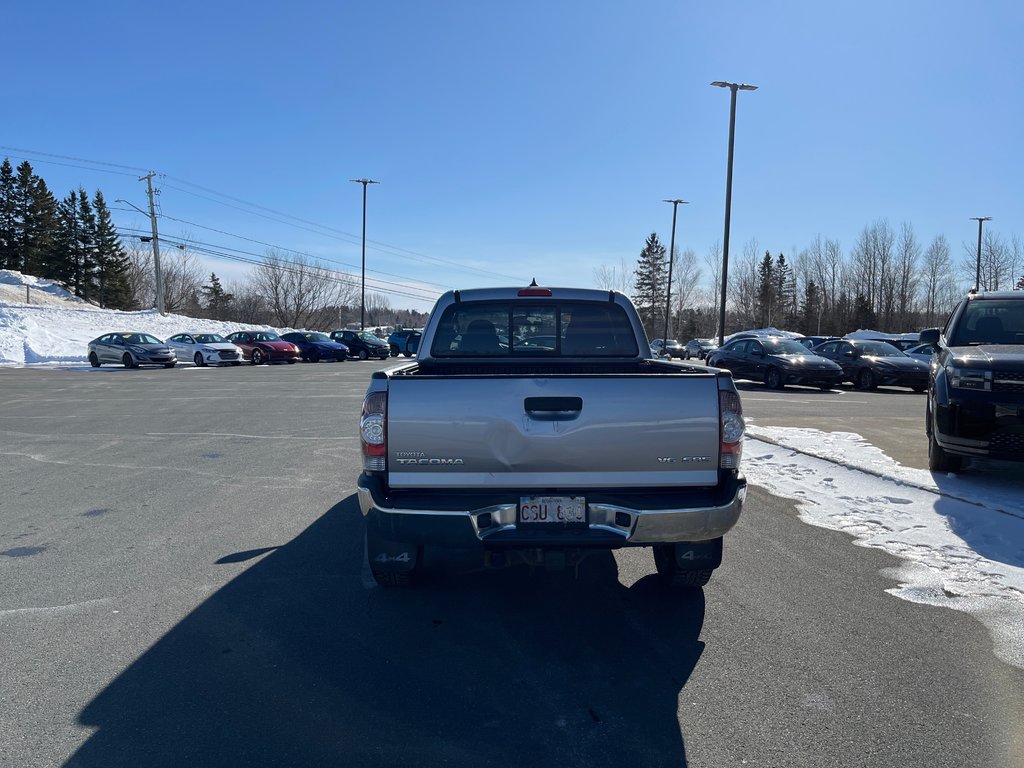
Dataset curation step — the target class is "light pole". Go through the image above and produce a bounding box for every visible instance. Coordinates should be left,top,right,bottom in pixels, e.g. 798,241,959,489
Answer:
662,199,689,349
350,178,380,330
116,195,164,314
970,216,991,291
711,80,758,347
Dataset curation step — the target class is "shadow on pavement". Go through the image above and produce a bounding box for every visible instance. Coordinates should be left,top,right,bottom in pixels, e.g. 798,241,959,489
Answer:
67,495,705,768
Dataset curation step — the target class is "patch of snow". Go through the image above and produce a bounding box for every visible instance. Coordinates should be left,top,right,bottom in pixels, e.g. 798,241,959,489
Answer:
743,429,1024,670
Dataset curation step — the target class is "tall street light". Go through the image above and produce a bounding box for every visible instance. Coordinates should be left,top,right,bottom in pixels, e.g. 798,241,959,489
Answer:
350,178,380,329
662,199,689,348
711,80,758,347
970,216,992,291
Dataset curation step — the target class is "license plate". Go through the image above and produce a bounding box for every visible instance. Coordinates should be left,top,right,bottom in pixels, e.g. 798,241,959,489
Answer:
518,496,586,524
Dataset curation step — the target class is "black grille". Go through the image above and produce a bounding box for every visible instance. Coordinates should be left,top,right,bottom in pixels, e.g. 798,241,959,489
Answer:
218,350,238,359
993,370,1024,394
990,433,1024,455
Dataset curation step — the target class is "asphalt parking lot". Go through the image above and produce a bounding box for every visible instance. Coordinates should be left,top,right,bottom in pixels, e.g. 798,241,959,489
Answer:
1,362,1020,768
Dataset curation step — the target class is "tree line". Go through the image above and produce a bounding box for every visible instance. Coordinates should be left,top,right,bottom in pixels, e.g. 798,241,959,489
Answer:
608,221,1024,341
0,158,133,308
0,158,428,331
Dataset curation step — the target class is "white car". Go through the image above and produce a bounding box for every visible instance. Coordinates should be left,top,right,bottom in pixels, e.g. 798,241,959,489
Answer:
166,332,244,367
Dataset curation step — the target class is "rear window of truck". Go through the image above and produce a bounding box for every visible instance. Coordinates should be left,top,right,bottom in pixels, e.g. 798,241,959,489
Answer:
429,301,640,358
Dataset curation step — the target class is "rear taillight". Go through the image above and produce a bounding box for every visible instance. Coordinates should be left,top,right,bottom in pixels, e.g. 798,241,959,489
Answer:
719,389,744,469
360,391,387,471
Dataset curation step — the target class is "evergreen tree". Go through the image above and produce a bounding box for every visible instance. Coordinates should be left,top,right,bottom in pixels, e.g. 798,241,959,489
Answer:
852,292,876,330
201,273,234,320
76,188,96,300
756,251,774,327
92,191,133,309
0,159,16,270
54,190,82,289
632,232,667,337
1016,274,1024,291
800,280,821,335
774,253,798,328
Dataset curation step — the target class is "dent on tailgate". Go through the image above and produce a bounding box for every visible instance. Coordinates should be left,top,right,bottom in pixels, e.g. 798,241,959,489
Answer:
385,374,721,489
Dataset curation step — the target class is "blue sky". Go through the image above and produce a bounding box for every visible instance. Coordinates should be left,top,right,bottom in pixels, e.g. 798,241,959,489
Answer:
5,1,1022,311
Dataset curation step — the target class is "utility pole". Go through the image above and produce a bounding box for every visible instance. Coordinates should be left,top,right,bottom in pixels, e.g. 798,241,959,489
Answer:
662,199,688,349
140,172,165,314
350,178,380,330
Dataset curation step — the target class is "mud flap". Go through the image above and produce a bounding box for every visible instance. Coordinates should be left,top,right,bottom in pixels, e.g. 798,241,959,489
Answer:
672,537,723,570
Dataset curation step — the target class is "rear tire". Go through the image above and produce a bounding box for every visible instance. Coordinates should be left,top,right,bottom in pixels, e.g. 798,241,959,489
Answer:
856,368,876,391
88,352,100,368
652,544,714,589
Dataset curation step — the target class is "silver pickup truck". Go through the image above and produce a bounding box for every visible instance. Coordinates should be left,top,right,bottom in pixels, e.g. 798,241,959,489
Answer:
357,285,747,588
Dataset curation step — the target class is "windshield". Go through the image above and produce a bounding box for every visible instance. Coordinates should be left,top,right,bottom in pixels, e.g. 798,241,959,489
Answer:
123,333,162,345
949,300,1024,346
304,332,331,342
858,341,904,357
358,332,381,342
766,340,813,355
252,332,280,342
194,334,226,344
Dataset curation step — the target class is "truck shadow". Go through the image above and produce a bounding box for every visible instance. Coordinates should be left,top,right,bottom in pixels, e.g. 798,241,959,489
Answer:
67,495,705,768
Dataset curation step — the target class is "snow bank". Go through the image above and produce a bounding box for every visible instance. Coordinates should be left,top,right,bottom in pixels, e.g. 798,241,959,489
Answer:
0,269,90,307
0,304,278,366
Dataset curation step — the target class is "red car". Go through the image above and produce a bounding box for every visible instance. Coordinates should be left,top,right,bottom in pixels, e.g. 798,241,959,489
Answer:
226,330,301,365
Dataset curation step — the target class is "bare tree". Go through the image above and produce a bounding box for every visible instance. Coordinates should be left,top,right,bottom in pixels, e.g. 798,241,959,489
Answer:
670,247,701,337
161,245,205,315
729,238,761,331
255,250,357,329
920,234,961,327
124,238,154,309
894,222,921,329
593,258,634,294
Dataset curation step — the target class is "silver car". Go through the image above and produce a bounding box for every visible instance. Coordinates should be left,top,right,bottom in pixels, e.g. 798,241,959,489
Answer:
166,332,244,367
88,332,177,369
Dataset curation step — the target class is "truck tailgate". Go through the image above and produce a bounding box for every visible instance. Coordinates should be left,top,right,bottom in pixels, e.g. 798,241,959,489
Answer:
386,375,721,488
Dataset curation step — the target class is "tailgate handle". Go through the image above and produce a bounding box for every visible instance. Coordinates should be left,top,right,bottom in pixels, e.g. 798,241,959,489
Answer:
524,397,583,419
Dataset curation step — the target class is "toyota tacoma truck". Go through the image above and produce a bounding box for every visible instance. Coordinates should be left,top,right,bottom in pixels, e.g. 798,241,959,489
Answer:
357,285,747,588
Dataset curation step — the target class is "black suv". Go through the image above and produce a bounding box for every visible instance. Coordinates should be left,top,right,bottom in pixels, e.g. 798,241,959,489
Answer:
329,329,391,360
922,290,1024,472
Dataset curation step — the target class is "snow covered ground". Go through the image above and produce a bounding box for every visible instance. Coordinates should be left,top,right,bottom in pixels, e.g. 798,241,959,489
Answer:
1,269,1022,668
744,427,1024,670
0,270,277,366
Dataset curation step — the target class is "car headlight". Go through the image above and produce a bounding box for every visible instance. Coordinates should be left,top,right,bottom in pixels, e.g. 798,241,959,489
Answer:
946,365,992,391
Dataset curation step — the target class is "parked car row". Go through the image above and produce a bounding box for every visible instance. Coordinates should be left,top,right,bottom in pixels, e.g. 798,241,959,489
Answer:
706,336,930,392
87,328,401,368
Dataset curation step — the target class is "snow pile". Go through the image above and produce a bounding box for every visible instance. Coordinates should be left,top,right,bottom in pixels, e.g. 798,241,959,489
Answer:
0,269,90,308
746,426,1024,670
0,304,277,366
845,328,921,342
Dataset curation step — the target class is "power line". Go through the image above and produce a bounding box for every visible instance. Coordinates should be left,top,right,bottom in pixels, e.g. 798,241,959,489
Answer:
0,145,150,173
115,226,441,304
145,211,457,291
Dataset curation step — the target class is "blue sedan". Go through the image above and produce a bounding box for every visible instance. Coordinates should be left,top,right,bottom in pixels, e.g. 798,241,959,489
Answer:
280,332,349,363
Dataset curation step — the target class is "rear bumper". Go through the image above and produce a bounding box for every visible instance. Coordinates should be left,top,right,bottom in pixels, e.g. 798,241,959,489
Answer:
357,472,746,548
